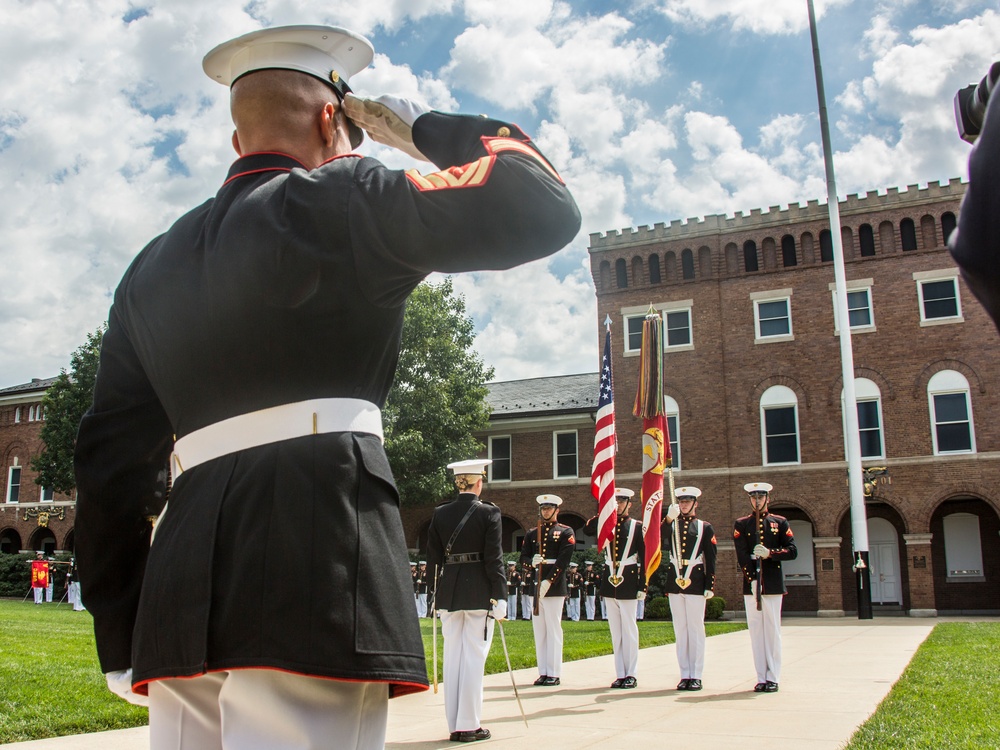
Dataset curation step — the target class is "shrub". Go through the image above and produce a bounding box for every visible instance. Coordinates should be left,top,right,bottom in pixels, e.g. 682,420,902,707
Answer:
0,552,71,600
706,595,726,620
644,595,671,620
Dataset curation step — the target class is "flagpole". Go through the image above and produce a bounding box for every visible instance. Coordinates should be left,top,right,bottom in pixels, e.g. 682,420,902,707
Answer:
806,0,872,619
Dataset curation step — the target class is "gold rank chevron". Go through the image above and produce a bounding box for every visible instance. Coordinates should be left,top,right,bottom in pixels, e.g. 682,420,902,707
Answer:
405,138,564,192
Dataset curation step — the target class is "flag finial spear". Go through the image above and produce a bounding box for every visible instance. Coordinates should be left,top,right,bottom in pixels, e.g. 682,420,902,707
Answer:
604,314,612,331
646,303,657,316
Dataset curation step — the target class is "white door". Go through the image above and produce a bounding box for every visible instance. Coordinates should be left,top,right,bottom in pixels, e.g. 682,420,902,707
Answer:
867,518,900,605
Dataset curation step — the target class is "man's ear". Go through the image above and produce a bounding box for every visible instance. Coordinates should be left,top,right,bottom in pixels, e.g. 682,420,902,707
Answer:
231,130,242,156
321,102,337,148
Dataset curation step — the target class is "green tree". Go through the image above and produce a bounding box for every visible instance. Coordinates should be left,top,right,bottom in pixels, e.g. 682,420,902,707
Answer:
31,326,105,494
384,279,494,506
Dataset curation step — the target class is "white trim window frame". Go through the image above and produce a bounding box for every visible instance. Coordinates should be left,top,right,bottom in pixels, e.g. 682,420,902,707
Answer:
623,313,646,355
488,435,512,483
927,370,975,455
660,299,694,352
752,289,794,343
830,278,875,334
553,430,579,479
6,465,21,504
842,378,885,460
665,395,681,470
942,513,985,581
760,385,800,465
914,269,963,326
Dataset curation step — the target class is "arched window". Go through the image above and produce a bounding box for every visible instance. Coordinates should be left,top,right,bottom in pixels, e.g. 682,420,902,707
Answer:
725,243,739,275
664,251,677,282
599,260,611,291
879,221,895,253
649,253,661,284
819,230,833,262
762,237,777,270
781,235,797,267
900,218,917,251
698,246,713,278
783,520,815,582
615,258,628,288
681,249,695,280
943,513,984,579
631,256,644,286
801,232,815,264
859,224,875,256
843,378,884,459
941,212,957,244
841,226,855,260
743,240,759,272
927,370,975,454
760,385,800,465
920,214,937,249
665,394,681,470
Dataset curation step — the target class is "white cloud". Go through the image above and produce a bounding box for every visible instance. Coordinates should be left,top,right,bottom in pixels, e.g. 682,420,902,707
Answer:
651,0,855,35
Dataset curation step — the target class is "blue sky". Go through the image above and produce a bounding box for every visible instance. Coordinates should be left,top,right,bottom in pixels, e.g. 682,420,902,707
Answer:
0,0,997,387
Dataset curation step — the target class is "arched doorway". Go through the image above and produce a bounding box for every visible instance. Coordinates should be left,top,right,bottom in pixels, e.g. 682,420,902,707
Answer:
0,528,22,554
557,512,587,550
868,517,901,606
501,516,525,554
29,528,57,555
930,497,1000,613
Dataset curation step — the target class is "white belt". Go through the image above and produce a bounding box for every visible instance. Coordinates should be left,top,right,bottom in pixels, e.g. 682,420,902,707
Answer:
171,398,383,478
617,555,638,567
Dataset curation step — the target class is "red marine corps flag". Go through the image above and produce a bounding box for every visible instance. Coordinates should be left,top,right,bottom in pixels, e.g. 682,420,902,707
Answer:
633,309,670,582
591,317,618,553
31,559,49,589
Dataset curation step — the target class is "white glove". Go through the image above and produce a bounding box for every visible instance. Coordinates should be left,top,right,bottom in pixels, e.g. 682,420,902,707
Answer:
753,543,771,559
704,590,714,600
539,579,551,598
636,591,646,601
531,554,544,568
105,669,149,707
342,94,430,160
491,598,507,620
666,503,681,522
750,580,758,597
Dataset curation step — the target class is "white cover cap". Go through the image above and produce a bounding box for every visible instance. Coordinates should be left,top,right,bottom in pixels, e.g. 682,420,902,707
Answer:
614,487,635,499
744,482,773,494
447,458,492,475
536,494,563,506
674,486,702,499
203,25,374,90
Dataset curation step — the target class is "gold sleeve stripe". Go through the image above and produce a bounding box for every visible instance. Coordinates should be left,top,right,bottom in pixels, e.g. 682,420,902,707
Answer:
483,137,564,184
405,155,495,192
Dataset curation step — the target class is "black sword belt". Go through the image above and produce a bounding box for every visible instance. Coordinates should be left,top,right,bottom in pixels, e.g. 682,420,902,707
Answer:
445,552,483,564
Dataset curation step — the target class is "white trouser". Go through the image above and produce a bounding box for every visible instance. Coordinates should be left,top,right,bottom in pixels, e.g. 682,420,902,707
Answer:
507,593,518,619
70,582,85,611
636,597,644,619
744,594,784,683
532,596,565,677
600,597,607,618
439,609,494,733
417,593,428,617
33,587,44,604
567,597,580,621
605,597,639,679
521,594,533,620
585,595,596,620
148,669,389,750
46,583,53,602
668,593,707,679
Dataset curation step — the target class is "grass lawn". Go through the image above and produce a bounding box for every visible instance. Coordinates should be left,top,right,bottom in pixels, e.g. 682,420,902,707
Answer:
845,621,1000,750
0,599,740,743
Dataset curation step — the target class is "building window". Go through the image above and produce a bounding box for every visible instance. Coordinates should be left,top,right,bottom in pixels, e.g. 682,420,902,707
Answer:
489,436,511,482
859,224,876,256
6,466,21,503
624,314,645,353
819,230,833,262
743,241,758,272
615,258,628,288
14,407,20,423
681,249,695,280
781,235,797,267
40,486,54,503
916,274,961,324
665,395,681,470
783,520,815,582
831,281,875,333
942,212,957,244
553,430,578,478
845,378,885,460
649,254,661,284
901,218,918,251
942,513,984,580
761,385,800,465
928,370,975,455
664,309,692,348
753,294,793,341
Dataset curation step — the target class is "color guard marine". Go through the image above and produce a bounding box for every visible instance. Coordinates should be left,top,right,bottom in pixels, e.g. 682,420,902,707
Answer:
584,487,646,689
662,486,717,691
519,494,575,686
733,482,797,693
583,561,599,620
506,562,521,621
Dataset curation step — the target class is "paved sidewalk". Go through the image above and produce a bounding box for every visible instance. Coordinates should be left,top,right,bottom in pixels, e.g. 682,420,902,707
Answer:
7,618,936,749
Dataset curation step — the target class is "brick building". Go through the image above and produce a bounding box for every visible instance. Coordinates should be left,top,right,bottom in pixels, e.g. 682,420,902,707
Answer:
0,377,76,554
403,177,1000,617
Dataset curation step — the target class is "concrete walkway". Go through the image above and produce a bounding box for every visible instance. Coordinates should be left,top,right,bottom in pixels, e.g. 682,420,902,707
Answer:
7,618,939,750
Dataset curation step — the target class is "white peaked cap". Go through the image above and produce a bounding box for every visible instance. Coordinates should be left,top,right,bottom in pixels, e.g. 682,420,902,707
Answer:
674,486,702,499
744,482,773,493
447,458,492,475
614,487,635,498
536,494,563,506
203,25,374,89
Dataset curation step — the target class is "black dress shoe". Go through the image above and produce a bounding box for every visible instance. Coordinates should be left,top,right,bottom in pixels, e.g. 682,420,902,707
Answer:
455,728,491,742
621,676,637,689
676,679,691,690
542,676,561,686
450,733,459,742
753,682,768,692
686,679,702,691
764,681,779,692
610,678,625,688
533,675,548,686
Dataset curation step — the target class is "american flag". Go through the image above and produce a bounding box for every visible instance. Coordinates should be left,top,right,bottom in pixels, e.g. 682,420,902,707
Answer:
591,324,617,553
